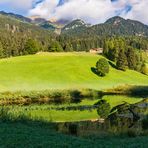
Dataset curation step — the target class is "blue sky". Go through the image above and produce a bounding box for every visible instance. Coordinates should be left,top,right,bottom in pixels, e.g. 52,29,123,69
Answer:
0,0,147,24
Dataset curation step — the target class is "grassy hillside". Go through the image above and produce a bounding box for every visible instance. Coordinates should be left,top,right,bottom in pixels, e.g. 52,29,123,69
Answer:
0,52,147,92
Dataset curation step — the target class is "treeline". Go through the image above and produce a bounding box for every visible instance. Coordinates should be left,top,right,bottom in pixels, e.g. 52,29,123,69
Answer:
58,35,148,52
0,14,56,57
102,37,146,72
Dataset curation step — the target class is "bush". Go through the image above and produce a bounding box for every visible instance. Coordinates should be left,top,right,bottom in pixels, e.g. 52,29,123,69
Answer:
96,58,109,76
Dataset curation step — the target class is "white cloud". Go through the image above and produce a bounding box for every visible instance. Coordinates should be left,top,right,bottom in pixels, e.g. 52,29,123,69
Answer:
122,0,148,24
0,0,148,25
29,0,121,24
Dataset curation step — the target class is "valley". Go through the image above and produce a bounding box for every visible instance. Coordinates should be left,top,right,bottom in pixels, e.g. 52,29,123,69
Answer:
0,10,147,148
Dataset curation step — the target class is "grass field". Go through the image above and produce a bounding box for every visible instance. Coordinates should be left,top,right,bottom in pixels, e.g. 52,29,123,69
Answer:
0,52,147,92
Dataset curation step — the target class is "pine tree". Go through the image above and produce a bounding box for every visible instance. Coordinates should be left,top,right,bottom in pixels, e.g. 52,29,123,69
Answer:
0,41,4,58
126,47,136,70
48,41,63,52
24,39,39,54
116,50,128,71
64,43,73,52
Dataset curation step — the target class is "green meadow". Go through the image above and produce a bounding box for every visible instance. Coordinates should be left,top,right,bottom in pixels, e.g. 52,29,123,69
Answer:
0,52,147,92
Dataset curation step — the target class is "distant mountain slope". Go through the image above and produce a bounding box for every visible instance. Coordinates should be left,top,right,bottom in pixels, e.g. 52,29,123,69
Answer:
62,16,148,37
62,19,91,36
0,11,32,23
0,13,56,56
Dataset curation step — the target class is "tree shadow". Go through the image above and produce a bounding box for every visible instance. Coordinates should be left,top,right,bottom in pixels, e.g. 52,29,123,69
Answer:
128,86,148,98
108,61,118,69
91,67,98,76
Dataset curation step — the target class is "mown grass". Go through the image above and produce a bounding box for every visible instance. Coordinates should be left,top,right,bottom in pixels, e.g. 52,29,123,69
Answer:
0,52,147,92
0,121,147,148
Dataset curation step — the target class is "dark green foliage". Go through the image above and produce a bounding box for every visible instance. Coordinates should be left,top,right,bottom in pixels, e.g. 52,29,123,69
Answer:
142,115,148,129
24,39,39,54
0,41,4,58
48,41,63,52
70,90,82,103
126,47,137,70
0,120,148,147
0,14,56,57
116,50,128,71
63,43,73,52
96,58,109,76
97,100,111,118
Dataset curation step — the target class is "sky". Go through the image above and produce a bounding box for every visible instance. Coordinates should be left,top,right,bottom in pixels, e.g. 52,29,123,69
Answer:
0,0,147,25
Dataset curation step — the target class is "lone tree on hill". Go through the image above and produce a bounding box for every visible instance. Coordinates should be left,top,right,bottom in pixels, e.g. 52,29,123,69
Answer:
116,50,128,71
96,58,109,76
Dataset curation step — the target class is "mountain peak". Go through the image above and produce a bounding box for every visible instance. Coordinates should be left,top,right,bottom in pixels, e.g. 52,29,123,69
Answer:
105,16,125,24
62,19,90,31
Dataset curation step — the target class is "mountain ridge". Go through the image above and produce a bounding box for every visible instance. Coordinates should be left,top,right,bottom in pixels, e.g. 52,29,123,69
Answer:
0,11,148,37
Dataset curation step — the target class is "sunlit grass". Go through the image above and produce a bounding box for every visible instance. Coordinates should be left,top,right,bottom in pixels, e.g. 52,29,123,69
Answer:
0,52,147,91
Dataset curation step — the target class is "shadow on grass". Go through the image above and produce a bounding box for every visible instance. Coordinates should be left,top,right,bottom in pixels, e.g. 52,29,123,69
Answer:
104,85,148,98
91,67,104,77
108,61,118,69
128,86,148,98
91,67,98,76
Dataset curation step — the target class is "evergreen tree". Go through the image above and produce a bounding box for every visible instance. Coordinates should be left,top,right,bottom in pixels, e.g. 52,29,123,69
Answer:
116,50,128,71
64,43,73,52
0,41,4,58
24,39,39,54
126,47,136,70
49,41,63,52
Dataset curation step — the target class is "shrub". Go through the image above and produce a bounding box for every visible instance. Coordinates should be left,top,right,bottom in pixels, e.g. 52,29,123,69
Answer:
96,58,109,76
